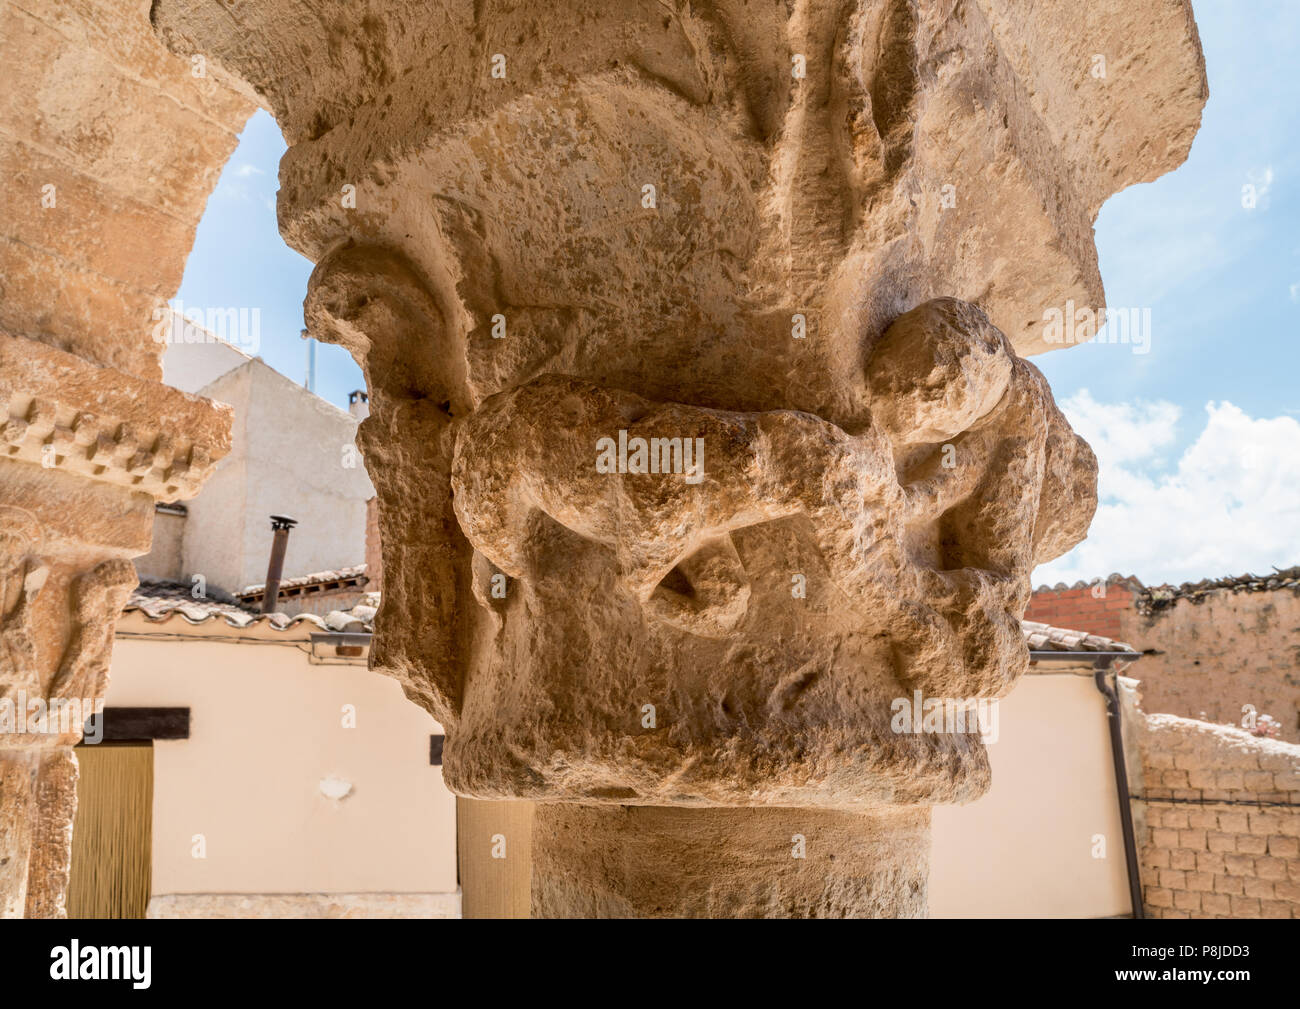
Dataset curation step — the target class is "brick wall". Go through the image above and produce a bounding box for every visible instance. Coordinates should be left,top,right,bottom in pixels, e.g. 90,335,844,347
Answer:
1123,591,1300,744
1024,579,1138,641
1028,576,1300,743
1135,713,1300,918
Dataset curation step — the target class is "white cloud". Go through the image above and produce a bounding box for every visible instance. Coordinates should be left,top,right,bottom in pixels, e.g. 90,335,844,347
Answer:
1034,391,1300,586
1290,281,1299,302
1058,390,1180,469
1245,165,1274,209
233,163,265,178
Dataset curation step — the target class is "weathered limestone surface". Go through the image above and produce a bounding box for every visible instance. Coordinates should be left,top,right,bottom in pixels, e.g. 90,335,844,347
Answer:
0,0,247,916
146,0,1205,917
1,0,253,380
0,342,231,917
533,804,929,918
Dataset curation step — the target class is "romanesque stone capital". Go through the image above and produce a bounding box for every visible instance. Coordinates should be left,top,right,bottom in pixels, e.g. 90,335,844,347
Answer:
0,323,234,918
153,0,1207,917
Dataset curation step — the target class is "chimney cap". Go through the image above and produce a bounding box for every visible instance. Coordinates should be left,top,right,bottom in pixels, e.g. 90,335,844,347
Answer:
269,514,298,531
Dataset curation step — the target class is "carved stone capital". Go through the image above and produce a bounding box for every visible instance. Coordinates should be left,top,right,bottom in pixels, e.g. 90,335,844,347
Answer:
0,333,232,918
153,0,1206,917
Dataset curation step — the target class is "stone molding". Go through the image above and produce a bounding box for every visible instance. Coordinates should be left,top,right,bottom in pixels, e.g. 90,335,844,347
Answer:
146,891,463,919
0,334,231,501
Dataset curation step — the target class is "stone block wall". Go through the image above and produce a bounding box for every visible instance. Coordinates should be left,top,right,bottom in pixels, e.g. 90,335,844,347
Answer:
0,0,253,380
1128,589,1300,744
1028,572,1300,742
1135,713,1300,918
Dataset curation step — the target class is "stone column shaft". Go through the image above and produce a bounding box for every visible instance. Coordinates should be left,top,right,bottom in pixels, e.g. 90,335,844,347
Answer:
533,804,929,918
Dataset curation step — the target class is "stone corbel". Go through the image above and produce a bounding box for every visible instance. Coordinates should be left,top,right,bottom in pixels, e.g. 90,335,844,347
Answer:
304,245,474,725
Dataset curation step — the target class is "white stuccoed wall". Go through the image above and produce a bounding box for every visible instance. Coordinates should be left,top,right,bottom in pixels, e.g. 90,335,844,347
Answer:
236,360,373,590
168,353,374,596
161,332,252,394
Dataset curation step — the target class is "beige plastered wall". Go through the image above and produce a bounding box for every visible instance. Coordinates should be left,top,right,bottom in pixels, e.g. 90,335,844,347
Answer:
930,668,1132,918
105,621,457,902
465,666,1137,918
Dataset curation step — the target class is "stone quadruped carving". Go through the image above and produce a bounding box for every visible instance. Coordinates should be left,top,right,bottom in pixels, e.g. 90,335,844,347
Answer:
454,297,1096,691
306,243,1091,818
440,295,1094,811
154,0,1207,916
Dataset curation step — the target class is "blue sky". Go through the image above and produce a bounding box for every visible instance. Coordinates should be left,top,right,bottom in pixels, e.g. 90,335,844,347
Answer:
175,112,361,407
175,0,1300,587
1031,0,1300,585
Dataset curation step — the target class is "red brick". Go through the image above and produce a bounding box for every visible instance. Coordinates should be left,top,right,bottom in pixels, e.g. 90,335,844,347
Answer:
1272,880,1300,902
1214,875,1243,895
1217,811,1249,833
1243,877,1274,899
1177,829,1206,849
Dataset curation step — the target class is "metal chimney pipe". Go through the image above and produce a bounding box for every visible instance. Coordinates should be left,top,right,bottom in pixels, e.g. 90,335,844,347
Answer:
303,329,316,393
261,514,298,614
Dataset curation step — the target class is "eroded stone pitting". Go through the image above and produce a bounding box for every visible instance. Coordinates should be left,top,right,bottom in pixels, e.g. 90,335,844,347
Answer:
303,234,1091,810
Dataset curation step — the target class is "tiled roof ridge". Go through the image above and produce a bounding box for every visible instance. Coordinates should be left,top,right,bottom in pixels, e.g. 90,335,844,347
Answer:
1134,565,1300,613
125,579,378,634
1033,572,1145,594
1033,565,1300,610
237,563,368,598
126,582,1133,655
1021,619,1138,656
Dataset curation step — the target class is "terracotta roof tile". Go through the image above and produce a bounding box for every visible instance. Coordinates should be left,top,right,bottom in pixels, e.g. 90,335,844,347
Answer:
1021,619,1137,655
127,580,1134,656
125,579,378,633
236,564,368,599
1135,565,1300,613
